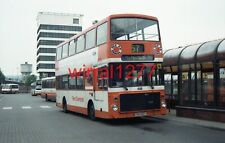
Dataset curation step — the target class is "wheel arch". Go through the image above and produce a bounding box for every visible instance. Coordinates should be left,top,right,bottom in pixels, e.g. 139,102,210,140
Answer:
87,99,94,108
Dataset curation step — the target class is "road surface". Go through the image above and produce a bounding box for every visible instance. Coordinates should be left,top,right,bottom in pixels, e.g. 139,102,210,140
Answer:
0,93,224,143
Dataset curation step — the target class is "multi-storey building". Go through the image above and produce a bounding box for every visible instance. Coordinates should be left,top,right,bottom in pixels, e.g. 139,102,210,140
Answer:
36,12,83,78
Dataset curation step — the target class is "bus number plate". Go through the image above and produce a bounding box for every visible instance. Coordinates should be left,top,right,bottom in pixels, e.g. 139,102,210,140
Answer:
134,112,147,117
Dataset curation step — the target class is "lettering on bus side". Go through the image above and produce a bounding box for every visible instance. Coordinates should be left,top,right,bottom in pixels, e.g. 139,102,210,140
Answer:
72,96,84,102
68,64,157,80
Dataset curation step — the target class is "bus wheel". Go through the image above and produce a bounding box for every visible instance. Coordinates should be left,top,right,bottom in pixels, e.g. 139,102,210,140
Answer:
63,98,68,113
88,102,95,120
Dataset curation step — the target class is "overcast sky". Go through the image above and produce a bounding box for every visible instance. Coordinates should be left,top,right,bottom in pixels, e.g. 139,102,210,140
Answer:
0,0,225,76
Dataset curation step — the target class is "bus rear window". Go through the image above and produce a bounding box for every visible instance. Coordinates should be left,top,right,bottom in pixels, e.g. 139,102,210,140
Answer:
11,85,18,88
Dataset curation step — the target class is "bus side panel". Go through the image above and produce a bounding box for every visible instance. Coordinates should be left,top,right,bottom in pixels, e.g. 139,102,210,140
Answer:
93,91,109,112
44,88,56,101
56,90,63,107
56,90,90,114
56,90,109,117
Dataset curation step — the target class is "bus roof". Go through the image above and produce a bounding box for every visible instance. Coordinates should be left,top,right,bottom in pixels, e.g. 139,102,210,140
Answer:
109,13,158,20
3,84,19,86
57,13,158,48
31,82,36,86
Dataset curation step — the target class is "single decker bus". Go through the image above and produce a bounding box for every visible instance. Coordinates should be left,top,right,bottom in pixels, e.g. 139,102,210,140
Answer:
40,77,56,101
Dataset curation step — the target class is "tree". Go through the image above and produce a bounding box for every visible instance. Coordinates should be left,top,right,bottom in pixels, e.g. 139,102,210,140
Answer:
0,69,5,85
24,74,37,86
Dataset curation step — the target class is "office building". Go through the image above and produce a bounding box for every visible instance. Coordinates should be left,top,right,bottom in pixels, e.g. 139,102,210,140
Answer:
36,12,83,78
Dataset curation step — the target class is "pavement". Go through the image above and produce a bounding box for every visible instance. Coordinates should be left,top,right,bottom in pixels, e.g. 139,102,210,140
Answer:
0,93,225,143
152,109,225,131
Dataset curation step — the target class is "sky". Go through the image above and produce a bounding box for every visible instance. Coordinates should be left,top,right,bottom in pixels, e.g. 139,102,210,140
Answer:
0,0,225,76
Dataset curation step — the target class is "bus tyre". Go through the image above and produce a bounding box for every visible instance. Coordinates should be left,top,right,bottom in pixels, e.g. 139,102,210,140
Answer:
88,102,96,120
63,98,68,113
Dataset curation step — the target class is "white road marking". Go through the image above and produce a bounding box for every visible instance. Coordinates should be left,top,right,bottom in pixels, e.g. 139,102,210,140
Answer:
22,106,32,109
40,105,51,109
2,105,53,110
3,107,13,110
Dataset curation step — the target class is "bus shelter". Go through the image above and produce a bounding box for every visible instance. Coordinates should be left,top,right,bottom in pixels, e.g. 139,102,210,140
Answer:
163,39,225,122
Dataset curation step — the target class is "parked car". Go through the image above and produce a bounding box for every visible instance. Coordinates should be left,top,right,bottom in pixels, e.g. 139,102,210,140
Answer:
1,84,19,94
31,82,42,96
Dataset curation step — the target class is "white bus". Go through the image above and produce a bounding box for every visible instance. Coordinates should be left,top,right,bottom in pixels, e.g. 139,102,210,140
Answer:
40,77,56,101
1,84,19,94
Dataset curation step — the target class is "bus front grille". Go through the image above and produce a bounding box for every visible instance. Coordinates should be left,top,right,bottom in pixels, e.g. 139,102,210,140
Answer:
120,92,161,112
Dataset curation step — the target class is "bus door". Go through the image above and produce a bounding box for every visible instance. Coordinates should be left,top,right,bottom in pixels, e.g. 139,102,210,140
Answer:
85,68,95,98
91,65,108,100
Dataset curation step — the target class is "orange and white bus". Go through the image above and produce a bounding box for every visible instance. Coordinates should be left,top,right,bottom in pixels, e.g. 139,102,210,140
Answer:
55,14,167,119
41,77,56,101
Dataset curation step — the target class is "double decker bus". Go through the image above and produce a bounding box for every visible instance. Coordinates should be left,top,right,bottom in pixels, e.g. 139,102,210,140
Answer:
56,14,167,119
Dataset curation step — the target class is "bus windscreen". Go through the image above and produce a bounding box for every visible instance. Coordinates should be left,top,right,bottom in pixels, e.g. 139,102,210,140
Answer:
111,18,159,41
108,63,164,88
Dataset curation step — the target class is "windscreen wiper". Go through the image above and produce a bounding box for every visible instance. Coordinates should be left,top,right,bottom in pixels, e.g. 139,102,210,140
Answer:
123,85,128,90
151,84,154,89
150,80,154,89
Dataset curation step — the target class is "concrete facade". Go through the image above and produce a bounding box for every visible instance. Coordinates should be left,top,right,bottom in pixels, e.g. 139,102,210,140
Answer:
36,12,83,78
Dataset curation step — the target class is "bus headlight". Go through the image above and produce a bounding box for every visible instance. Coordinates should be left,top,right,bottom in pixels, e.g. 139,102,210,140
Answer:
112,105,118,111
161,101,166,108
155,44,161,48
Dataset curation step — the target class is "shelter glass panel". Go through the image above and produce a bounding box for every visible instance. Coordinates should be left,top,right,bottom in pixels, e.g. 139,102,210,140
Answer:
219,60,225,108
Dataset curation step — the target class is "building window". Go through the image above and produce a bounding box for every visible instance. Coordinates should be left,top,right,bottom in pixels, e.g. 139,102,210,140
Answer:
37,56,55,62
37,32,75,40
37,64,55,69
97,22,107,45
37,24,82,33
73,18,79,24
37,48,56,55
37,40,64,47
76,35,85,53
86,28,96,50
